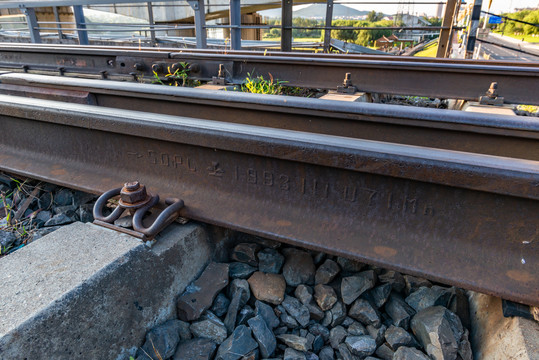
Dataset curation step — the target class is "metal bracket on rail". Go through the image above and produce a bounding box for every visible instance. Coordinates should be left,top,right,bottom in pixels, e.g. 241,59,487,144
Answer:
479,82,504,106
210,64,227,85
336,73,358,94
92,181,184,246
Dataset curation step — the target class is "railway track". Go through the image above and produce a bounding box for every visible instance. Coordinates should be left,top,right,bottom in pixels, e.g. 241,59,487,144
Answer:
0,43,538,104
0,44,537,306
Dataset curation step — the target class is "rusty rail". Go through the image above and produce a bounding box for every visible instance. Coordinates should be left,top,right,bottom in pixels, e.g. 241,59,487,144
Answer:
0,43,537,104
0,73,538,162
0,94,537,306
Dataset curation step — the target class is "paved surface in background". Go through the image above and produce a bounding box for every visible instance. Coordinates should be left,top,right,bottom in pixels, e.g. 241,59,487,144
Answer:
480,33,539,61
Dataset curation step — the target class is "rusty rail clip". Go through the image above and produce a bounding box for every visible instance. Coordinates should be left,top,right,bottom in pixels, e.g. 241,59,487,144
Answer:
92,181,184,244
336,73,358,94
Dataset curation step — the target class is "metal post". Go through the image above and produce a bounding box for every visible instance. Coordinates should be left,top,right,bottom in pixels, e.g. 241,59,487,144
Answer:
466,0,483,59
229,0,241,50
323,0,333,52
189,0,207,49
53,6,64,42
73,5,89,45
436,0,457,58
22,7,41,43
281,0,292,52
147,2,156,46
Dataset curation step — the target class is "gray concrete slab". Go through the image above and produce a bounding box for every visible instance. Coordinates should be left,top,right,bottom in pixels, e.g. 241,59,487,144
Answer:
0,221,212,359
469,292,539,360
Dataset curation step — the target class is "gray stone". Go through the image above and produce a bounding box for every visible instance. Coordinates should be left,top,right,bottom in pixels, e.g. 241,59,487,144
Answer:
248,272,286,305
405,286,452,312
54,188,74,206
282,295,310,327
329,301,347,328
137,320,183,360
369,284,392,308
309,323,330,341
305,351,320,360
319,346,335,360
306,333,316,351
349,299,381,327
229,262,257,279
314,284,338,311
366,324,387,346
274,326,288,336
113,215,133,228
403,276,432,296
255,300,280,329
38,192,53,210
295,284,314,305
384,325,417,350
0,222,212,360
0,230,16,249
178,320,192,340
375,343,394,360
231,243,260,266
329,326,348,349
342,317,355,327
177,262,230,322
347,321,367,336
174,338,217,360
216,325,258,360
321,310,332,327
385,294,416,330
44,213,73,227
237,305,256,327
337,343,355,360
315,259,341,285
377,271,405,293
212,293,231,317
344,336,377,357
54,205,77,219
392,347,430,360
282,249,315,286
281,313,300,329
190,319,228,344
313,334,325,353
248,315,276,358
225,279,250,334
458,329,472,360
277,334,311,352
410,306,463,360
78,205,93,223
258,248,285,274
201,310,223,324
336,257,365,274
284,348,307,360
35,210,52,223
306,301,325,321
341,271,376,305
240,348,259,360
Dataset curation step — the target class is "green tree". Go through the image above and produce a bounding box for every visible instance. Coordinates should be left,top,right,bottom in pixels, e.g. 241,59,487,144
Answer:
366,10,384,22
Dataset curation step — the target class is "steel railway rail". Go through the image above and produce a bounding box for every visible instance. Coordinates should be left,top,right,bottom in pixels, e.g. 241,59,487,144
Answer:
0,73,538,161
0,94,537,306
0,43,538,104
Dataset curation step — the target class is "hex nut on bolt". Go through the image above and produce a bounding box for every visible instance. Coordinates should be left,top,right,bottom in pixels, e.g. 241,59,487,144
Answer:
120,181,148,205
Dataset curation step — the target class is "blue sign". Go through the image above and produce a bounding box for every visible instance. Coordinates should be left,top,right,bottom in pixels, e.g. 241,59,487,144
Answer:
488,16,503,24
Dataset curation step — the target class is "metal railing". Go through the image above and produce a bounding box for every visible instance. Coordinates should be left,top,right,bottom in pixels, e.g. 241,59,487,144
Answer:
0,0,452,51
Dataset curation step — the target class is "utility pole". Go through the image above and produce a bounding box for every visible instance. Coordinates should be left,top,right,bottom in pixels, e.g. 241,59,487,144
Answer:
465,0,483,59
